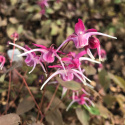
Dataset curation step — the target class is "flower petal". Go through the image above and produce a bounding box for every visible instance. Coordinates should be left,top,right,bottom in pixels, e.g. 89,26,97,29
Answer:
40,70,64,90
32,43,47,49
85,29,97,33
43,51,55,63
76,50,87,58
75,19,85,34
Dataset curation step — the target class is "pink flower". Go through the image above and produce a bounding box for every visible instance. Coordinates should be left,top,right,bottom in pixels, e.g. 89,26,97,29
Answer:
62,52,100,69
56,19,117,52
40,65,92,90
0,55,5,70
66,94,94,111
80,38,107,61
18,43,66,72
62,52,100,83
9,42,46,74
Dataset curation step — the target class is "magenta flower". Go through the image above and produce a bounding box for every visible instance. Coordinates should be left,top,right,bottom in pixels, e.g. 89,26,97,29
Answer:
9,42,46,74
40,65,93,90
80,39,108,61
18,43,66,72
62,52,100,83
0,55,5,70
66,94,94,111
62,52,100,69
56,19,117,52
77,37,104,60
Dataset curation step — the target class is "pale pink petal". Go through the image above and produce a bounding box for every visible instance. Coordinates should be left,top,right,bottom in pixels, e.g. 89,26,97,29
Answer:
72,70,86,85
81,88,90,96
85,32,117,39
40,70,64,90
38,61,47,74
84,97,95,107
18,49,47,57
29,62,37,74
61,71,74,81
97,45,102,61
79,57,101,64
43,51,55,63
55,54,66,73
56,38,72,52
66,100,77,111
86,48,95,59
61,87,68,98
9,42,27,51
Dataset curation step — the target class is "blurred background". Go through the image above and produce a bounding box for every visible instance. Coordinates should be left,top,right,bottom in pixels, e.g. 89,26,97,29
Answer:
0,0,125,125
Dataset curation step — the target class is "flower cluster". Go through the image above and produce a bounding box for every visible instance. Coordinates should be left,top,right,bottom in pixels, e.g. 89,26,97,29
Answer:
9,19,116,110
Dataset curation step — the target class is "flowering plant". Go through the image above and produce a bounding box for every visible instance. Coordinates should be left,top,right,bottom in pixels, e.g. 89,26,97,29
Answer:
8,19,116,111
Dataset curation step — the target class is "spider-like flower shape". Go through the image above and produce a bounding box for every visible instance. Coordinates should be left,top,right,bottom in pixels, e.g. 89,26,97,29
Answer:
56,19,117,61
40,64,94,90
9,42,46,74
18,43,66,73
62,52,101,81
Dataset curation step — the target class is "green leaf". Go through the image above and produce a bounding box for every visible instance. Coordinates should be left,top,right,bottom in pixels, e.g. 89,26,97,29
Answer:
44,91,65,109
66,27,73,37
108,72,125,90
115,94,125,114
99,69,110,91
95,103,112,119
0,74,6,83
46,8,54,14
16,97,35,115
84,66,96,75
56,77,82,91
114,0,121,4
41,20,51,36
56,32,65,46
31,13,41,21
84,105,100,115
76,108,89,125
17,25,23,34
51,23,59,36
10,0,18,5
103,95,116,108
6,24,17,39
46,109,63,125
